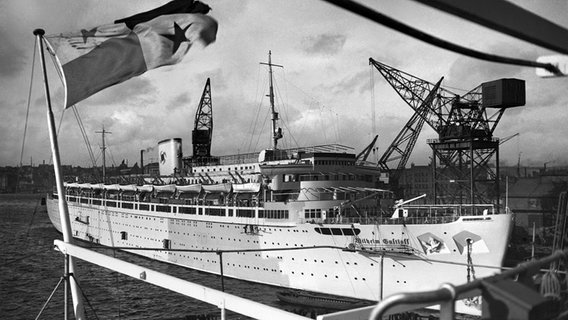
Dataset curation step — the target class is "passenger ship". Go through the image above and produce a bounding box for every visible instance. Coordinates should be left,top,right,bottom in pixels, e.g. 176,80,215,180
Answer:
46,53,513,315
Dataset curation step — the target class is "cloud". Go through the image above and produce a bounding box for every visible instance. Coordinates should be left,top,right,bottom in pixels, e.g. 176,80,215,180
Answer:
83,76,158,107
0,28,26,77
323,69,369,96
446,42,534,87
166,93,192,112
301,33,346,55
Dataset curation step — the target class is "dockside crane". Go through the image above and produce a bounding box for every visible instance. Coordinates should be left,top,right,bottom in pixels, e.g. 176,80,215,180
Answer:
370,58,525,208
190,78,218,166
375,73,443,187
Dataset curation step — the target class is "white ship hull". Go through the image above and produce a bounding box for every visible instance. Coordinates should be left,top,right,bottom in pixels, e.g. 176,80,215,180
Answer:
47,195,512,314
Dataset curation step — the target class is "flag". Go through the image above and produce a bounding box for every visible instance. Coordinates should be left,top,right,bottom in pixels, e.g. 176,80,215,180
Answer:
45,0,218,108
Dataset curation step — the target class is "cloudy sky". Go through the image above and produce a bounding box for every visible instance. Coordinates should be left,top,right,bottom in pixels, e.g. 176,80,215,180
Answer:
1,0,567,169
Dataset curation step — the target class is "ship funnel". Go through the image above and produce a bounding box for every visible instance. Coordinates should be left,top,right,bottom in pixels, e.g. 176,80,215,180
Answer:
158,138,182,176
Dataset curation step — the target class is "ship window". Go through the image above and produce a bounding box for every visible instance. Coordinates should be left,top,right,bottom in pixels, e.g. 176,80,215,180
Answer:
331,228,342,235
122,203,134,209
163,239,171,249
156,205,171,213
179,206,196,214
236,209,254,217
121,231,128,240
205,208,224,216
342,228,361,236
305,209,321,219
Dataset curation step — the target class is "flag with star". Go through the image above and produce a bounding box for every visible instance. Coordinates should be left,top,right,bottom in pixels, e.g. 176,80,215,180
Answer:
45,0,217,108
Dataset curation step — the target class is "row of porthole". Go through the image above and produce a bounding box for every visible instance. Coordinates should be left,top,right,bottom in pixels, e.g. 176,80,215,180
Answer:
186,255,370,282
177,244,375,268
93,225,374,269
288,257,369,267
96,237,377,284
91,227,361,264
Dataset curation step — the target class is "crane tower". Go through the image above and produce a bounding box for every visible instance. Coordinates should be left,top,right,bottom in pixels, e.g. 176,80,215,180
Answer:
191,78,219,166
370,59,525,208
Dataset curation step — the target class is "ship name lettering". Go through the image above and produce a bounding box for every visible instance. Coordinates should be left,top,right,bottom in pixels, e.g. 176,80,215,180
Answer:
382,238,409,245
354,238,409,245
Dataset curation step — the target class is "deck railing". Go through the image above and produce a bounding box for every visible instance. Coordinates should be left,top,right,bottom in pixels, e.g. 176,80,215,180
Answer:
53,240,311,320
367,249,567,320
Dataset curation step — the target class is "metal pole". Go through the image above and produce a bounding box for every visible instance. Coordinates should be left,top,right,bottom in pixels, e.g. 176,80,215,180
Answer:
217,251,225,292
64,254,69,320
267,51,278,150
470,140,475,214
102,126,106,182
432,148,437,204
379,254,384,300
33,28,85,320
438,284,456,320
531,222,536,260
495,142,500,210
220,299,226,320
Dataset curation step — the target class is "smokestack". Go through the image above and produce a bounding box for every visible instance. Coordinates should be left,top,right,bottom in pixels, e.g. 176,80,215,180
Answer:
140,149,144,173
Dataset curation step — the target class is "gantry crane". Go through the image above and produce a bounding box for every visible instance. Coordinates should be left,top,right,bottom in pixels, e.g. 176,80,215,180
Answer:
370,58,525,208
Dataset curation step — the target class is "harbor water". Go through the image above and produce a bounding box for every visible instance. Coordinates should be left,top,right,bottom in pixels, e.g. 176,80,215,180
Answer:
0,193,313,319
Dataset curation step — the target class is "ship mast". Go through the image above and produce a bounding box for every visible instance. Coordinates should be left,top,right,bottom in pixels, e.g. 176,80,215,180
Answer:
260,51,283,150
96,126,111,183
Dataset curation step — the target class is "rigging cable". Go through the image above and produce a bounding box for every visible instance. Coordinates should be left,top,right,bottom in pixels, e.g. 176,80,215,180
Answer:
245,66,268,153
20,39,37,168
274,68,292,148
243,64,263,153
71,105,99,170
273,72,301,149
322,0,563,75
318,103,329,143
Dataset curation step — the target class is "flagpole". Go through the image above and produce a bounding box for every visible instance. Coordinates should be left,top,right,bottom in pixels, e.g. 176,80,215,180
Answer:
33,28,86,320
